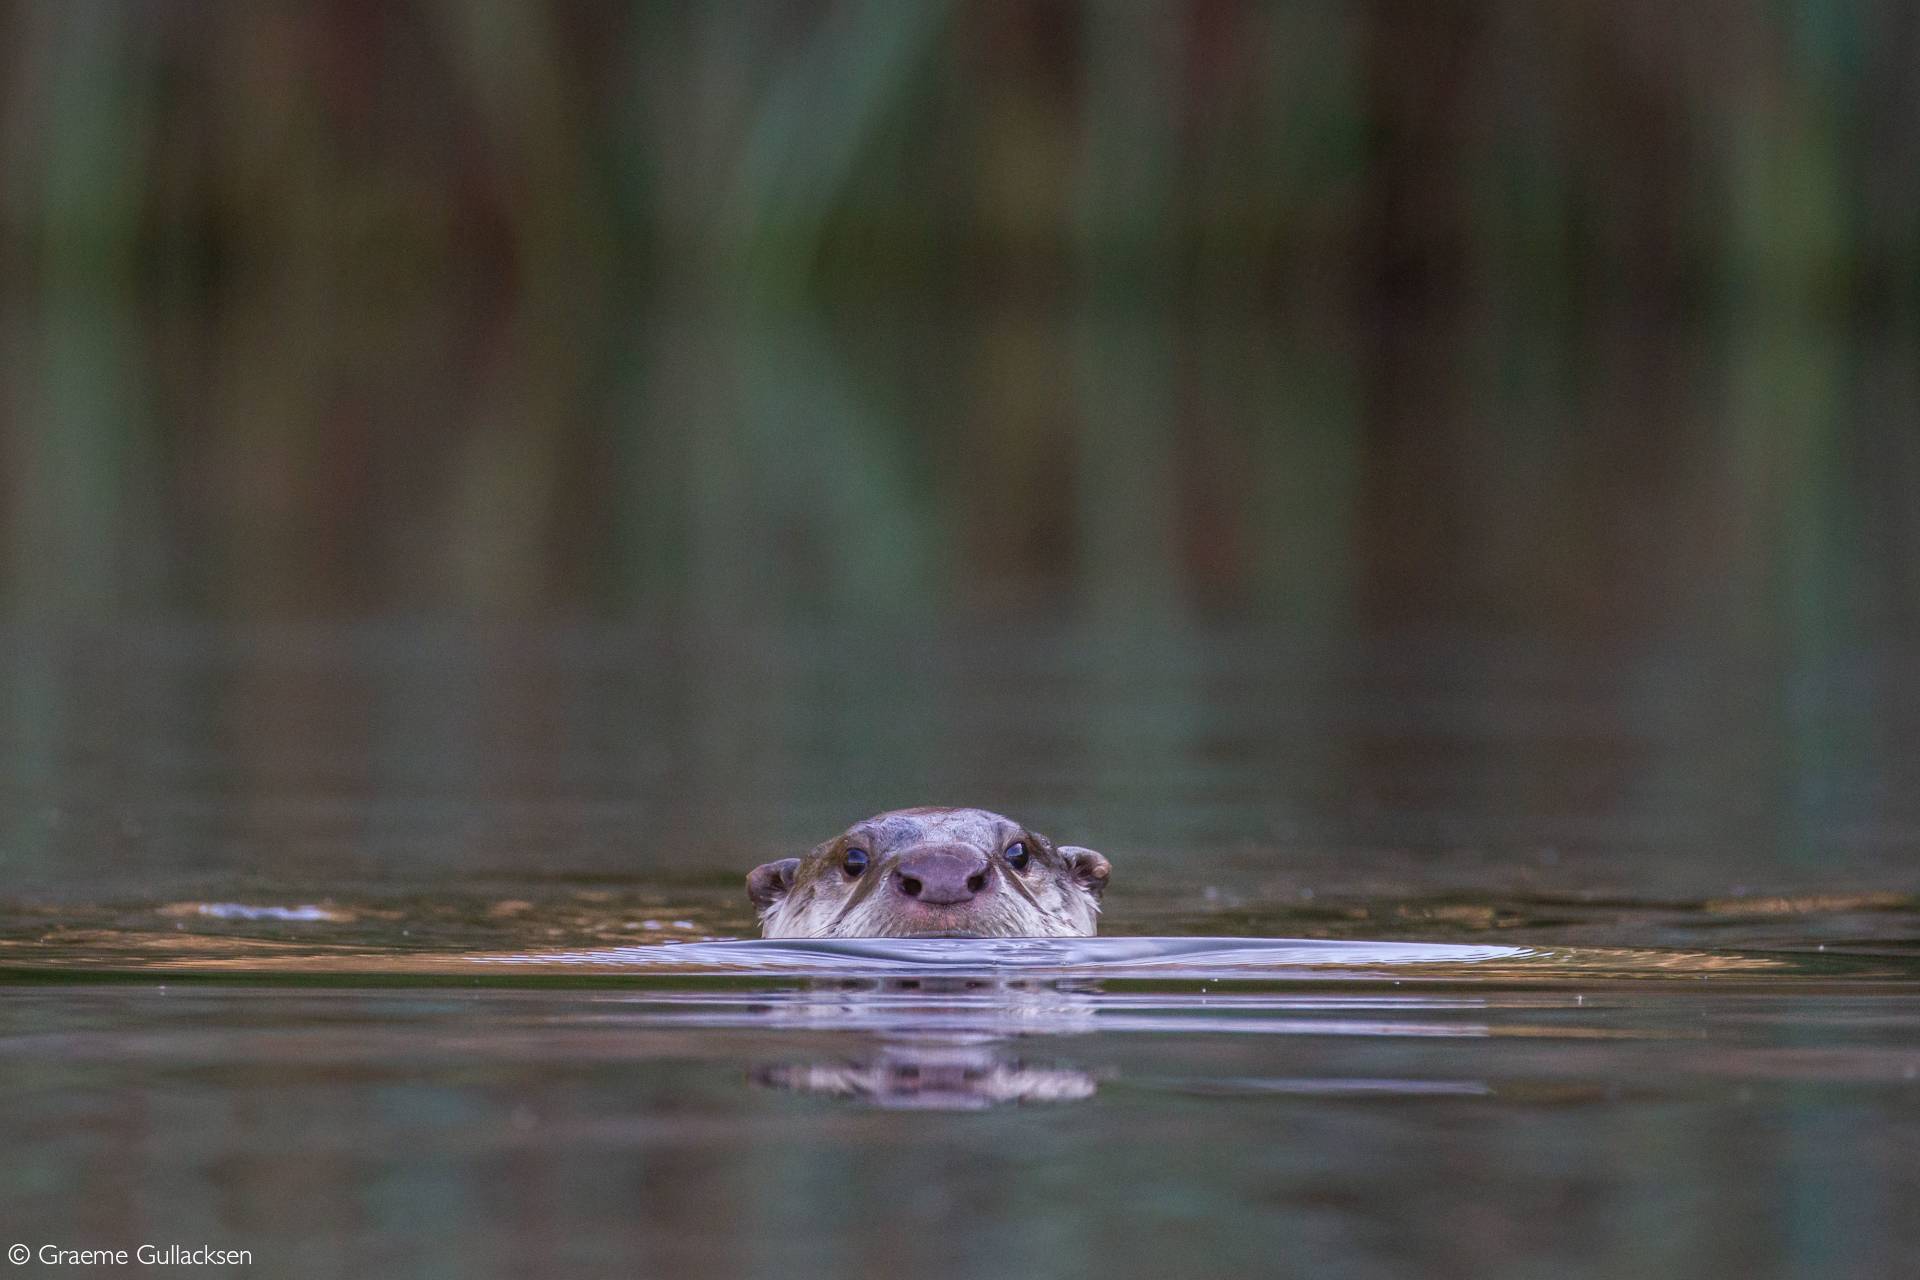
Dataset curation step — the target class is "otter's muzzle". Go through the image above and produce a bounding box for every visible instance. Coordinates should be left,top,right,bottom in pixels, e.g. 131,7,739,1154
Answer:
892,847,993,907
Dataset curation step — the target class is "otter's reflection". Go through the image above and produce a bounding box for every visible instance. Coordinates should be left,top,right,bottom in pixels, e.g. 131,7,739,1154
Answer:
755,1043,1098,1109
750,976,1103,1109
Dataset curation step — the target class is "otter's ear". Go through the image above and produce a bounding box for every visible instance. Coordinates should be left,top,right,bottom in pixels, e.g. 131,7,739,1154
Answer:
1060,846,1111,898
747,858,801,910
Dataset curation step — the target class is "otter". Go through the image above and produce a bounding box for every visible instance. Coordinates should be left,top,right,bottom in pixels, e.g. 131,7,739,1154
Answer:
746,807,1112,938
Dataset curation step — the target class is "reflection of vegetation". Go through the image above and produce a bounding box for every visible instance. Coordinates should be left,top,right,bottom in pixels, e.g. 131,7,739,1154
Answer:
4,3,1913,301
2,24,1913,1277
1,2,1907,609
0,3,1912,891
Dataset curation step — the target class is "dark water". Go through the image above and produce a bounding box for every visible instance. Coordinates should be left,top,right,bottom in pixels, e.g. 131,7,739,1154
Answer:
5,623,1920,1280
3,925,1919,1279
6,612,1920,1278
6,305,1920,1275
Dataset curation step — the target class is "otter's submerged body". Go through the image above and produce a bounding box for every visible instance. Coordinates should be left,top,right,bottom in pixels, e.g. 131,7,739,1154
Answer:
746,807,1112,938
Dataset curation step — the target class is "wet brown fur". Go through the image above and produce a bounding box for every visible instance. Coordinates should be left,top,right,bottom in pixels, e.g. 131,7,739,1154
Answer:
748,807,1112,939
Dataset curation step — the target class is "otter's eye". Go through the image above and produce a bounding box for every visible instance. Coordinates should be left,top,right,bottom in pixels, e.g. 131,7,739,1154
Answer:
1004,841,1030,871
842,847,870,877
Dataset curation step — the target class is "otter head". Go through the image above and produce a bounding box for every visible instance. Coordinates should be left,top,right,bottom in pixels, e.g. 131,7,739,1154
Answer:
747,807,1112,939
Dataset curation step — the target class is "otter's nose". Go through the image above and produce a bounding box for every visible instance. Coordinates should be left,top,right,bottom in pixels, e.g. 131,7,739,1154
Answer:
893,848,992,906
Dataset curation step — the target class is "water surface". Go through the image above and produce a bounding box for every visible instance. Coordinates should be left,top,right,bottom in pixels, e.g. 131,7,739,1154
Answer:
7,299,1920,1275
5,882,1920,1278
6,608,1920,1276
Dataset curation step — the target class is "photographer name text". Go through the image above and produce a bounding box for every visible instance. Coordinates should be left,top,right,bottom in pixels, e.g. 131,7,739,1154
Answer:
9,1244,251,1267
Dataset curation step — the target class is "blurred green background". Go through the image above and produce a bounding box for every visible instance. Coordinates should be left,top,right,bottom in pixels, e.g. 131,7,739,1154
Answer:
2,0,1919,894
8,13,1920,1279
3,0,1916,618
